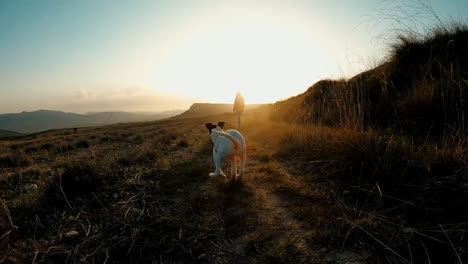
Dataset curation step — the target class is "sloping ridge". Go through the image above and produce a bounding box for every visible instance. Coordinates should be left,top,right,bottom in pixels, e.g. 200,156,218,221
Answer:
271,25,468,136
173,103,263,119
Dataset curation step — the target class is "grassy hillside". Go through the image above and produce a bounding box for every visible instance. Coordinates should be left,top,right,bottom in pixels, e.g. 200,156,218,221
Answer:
267,23,468,263
273,24,468,136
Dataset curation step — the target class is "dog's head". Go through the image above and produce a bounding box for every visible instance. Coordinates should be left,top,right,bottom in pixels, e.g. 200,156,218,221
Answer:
205,121,225,134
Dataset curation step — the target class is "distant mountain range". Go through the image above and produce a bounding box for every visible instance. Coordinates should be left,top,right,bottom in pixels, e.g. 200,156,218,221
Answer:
0,110,184,134
173,103,263,119
0,104,265,135
0,129,23,138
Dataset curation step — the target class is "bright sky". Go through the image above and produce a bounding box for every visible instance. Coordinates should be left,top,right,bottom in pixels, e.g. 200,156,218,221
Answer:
0,0,466,113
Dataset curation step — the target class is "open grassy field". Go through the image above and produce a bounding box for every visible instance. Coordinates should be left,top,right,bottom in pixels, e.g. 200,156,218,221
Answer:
0,112,363,263
2,108,467,263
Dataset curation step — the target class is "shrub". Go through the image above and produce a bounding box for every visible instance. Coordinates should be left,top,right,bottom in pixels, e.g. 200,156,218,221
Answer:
0,152,32,168
8,144,21,151
100,136,111,143
116,146,161,167
46,159,101,203
75,140,90,149
24,145,38,153
39,142,54,151
178,139,189,148
132,135,144,144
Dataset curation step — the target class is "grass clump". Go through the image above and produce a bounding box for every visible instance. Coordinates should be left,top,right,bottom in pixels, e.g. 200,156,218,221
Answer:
178,139,189,148
74,140,90,149
0,152,32,168
46,159,101,202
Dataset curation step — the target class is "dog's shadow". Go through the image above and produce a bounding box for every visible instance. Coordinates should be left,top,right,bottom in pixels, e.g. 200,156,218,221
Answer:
216,179,257,235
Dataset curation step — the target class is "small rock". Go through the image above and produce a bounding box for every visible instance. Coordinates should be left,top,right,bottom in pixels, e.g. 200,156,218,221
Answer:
64,230,79,238
24,183,38,191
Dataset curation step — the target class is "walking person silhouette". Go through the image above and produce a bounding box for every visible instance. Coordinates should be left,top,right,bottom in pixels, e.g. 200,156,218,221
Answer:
233,91,245,129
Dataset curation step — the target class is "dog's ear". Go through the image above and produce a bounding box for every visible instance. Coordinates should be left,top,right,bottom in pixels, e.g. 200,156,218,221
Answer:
205,123,216,133
217,121,225,129
205,123,213,133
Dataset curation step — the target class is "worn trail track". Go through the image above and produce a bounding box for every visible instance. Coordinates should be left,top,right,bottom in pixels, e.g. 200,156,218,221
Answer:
187,117,365,263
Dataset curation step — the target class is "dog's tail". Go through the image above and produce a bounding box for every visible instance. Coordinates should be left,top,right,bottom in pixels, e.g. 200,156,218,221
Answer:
212,130,240,148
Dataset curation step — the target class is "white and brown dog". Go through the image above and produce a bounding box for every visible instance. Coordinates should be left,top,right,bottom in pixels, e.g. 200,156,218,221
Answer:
205,121,246,180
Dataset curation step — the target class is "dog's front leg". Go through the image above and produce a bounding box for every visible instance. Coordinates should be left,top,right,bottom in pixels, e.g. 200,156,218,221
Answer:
209,153,226,177
236,153,246,181
209,148,218,177
230,158,237,179
215,155,226,177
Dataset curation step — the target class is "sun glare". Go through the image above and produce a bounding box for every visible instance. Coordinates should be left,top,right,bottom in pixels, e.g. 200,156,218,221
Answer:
152,3,336,104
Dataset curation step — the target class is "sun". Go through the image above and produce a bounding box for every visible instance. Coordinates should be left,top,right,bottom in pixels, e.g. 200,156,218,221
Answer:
151,3,336,104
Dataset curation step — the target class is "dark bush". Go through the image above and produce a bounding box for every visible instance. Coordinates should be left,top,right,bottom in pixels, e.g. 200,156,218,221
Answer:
100,136,111,142
24,146,38,153
47,160,100,201
132,135,144,144
39,142,54,151
178,139,189,148
8,144,21,150
0,152,32,168
117,148,160,166
75,140,90,149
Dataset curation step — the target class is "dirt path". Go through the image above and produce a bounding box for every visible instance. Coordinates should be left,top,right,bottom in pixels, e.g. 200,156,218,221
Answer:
187,121,369,263
190,128,332,262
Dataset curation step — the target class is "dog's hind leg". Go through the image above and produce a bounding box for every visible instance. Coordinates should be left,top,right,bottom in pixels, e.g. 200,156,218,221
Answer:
236,152,246,181
236,157,239,177
230,158,237,179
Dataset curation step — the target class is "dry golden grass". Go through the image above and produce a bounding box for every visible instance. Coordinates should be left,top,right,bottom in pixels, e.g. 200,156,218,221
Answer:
256,23,468,263
243,107,468,263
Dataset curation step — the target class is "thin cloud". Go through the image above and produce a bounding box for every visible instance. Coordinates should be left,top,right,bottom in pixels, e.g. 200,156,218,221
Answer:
61,87,194,113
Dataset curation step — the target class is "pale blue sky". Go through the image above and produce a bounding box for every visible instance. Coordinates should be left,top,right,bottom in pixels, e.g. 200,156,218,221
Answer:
0,0,466,113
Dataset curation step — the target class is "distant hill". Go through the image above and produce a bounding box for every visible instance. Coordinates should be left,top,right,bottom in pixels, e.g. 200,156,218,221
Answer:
0,129,22,138
0,109,184,133
173,103,263,119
